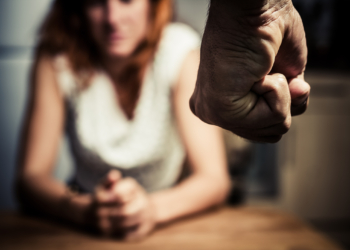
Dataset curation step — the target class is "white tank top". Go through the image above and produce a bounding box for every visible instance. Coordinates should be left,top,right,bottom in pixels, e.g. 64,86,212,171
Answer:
53,23,201,193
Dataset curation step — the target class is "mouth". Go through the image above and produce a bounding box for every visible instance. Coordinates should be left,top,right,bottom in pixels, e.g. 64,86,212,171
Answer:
107,33,126,43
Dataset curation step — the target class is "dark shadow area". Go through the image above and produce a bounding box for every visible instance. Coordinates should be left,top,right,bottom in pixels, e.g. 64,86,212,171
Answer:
294,0,350,70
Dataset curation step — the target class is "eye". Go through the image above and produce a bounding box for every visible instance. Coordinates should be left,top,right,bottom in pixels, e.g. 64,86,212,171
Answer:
86,0,106,7
120,0,132,4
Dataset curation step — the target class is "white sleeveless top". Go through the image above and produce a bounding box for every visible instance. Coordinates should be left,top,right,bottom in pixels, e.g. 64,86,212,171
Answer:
53,23,201,193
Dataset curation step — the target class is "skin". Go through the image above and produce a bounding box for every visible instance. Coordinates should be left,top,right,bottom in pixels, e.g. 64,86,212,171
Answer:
16,0,230,241
86,0,150,59
190,0,310,143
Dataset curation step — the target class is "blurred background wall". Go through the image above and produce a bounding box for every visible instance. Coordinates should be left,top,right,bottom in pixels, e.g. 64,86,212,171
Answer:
0,0,349,247
0,0,53,209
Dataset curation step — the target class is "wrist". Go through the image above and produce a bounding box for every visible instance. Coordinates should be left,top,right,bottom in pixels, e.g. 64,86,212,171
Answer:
61,191,93,226
209,0,293,27
149,192,172,225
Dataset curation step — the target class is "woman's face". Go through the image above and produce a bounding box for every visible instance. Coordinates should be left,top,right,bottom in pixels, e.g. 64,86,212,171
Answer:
85,0,150,59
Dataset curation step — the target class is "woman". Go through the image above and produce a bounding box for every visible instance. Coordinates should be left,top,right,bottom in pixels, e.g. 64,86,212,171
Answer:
16,0,230,240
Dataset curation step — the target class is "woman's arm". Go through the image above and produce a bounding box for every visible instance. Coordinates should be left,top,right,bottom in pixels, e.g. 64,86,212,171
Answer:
16,56,92,225
149,50,231,224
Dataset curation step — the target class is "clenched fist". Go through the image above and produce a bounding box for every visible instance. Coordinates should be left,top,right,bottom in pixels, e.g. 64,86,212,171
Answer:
190,0,310,142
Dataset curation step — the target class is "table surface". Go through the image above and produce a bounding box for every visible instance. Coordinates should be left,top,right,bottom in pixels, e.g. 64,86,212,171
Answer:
0,206,344,250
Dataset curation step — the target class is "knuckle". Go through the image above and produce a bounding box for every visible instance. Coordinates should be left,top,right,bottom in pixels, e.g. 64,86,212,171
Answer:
121,218,138,228
98,219,110,233
120,207,133,218
274,73,287,83
96,207,108,219
94,185,101,196
275,73,287,81
124,177,137,186
271,74,288,93
280,119,291,134
272,79,286,92
272,109,288,123
121,178,139,194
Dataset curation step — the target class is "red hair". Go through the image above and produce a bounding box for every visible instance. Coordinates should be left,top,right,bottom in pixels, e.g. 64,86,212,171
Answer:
36,0,173,118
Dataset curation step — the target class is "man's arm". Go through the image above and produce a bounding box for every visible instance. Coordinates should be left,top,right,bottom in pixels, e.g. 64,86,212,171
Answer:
190,0,310,142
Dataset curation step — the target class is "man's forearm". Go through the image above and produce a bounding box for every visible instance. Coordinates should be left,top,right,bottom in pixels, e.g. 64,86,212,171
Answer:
210,0,291,12
208,0,293,29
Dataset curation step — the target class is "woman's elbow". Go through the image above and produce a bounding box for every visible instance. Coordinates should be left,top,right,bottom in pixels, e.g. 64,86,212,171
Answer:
14,170,43,209
14,174,29,208
213,175,232,206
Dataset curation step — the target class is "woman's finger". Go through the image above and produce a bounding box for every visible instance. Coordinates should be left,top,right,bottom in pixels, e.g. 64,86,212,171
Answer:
111,177,140,204
95,170,122,204
103,170,122,188
98,214,112,237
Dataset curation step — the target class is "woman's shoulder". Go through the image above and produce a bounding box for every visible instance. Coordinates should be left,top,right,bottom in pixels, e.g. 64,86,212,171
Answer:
51,54,72,72
160,22,201,51
163,22,200,39
42,53,78,98
154,23,201,86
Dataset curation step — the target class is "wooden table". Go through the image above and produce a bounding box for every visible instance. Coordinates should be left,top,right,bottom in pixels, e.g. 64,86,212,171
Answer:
0,206,344,250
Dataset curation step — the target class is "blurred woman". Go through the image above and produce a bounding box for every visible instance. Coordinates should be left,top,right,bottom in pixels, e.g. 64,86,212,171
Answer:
16,0,230,240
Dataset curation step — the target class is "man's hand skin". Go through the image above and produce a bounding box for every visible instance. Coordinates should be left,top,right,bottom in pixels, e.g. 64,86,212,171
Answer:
190,0,310,143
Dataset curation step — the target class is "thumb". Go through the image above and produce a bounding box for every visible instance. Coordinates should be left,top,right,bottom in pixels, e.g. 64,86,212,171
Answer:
103,170,122,189
288,77,310,116
95,170,122,203
289,77,310,105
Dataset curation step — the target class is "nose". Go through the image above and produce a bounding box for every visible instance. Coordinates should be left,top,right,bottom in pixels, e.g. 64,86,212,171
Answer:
105,0,121,27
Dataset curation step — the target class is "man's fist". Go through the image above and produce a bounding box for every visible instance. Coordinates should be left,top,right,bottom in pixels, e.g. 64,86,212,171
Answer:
190,0,310,142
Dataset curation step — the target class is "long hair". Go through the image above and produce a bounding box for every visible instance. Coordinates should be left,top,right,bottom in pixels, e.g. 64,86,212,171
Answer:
36,0,173,118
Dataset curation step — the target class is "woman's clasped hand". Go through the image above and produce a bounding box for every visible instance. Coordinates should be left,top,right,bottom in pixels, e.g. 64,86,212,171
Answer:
93,170,156,240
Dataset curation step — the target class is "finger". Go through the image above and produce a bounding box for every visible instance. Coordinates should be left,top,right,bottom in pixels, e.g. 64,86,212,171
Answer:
288,77,310,116
98,215,112,237
235,114,291,139
95,205,136,238
102,170,122,188
289,76,310,105
244,73,290,128
109,194,145,229
95,170,122,204
112,213,140,229
111,177,140,204
252,73,290,115
291,98,309,116
96,204,140,233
